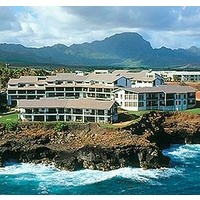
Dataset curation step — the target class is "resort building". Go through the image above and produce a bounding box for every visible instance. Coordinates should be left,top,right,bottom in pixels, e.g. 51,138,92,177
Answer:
7,72,131,106
17,98,118,123
113,85,197,111
152,70,200,82
112,70,165,87
7,70,198,124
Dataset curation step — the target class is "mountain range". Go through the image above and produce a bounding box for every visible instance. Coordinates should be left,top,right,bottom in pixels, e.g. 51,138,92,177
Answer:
0,32,200,70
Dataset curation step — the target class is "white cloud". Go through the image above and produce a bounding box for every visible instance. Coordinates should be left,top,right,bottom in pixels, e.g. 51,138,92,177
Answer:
0,7,22,31
1,6,200,49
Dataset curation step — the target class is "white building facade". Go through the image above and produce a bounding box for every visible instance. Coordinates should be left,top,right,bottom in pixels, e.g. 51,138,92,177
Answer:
112,70,165,88
7,73,131,106
113,85,196,111
18,98,118,123
152,70,200,82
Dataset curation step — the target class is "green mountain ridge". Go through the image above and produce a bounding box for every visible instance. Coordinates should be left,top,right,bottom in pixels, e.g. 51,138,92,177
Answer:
0,32,200,69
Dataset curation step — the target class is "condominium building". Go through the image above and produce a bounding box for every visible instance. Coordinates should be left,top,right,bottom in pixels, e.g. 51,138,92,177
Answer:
152,70,200,82
112,70,165,87
7,72,131,106
7,70,197,121
113,85,196,111
18,98,118,123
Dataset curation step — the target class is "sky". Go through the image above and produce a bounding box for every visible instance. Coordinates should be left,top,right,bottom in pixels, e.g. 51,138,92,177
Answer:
1,1,200,49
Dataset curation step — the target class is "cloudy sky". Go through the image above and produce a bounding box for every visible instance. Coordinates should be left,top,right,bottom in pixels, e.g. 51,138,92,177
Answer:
1,3,200,49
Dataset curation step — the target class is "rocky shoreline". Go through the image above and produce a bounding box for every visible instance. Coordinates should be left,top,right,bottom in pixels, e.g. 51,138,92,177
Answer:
0,111,199,171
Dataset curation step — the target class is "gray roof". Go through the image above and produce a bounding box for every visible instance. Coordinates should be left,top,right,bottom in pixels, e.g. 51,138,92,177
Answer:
85,73,124,83
8,76,38,84
114,85,197,94
8,76,47,85
18,98,116,110
8,72,126,86
46,73,88,82
8,79,20,84
112,70,155,81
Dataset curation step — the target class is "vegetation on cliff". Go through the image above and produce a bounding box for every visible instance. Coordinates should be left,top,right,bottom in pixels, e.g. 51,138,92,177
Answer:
0,111,199,171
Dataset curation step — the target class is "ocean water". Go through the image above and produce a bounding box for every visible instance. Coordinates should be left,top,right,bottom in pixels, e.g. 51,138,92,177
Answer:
1,144,200,195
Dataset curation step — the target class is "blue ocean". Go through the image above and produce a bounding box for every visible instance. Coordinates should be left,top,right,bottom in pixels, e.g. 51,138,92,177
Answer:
1,144,200,195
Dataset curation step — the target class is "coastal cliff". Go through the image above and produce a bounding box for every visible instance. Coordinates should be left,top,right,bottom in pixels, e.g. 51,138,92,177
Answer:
0,111,199,171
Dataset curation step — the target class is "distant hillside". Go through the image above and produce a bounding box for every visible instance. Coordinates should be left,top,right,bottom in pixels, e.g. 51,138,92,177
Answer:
1,32,200,69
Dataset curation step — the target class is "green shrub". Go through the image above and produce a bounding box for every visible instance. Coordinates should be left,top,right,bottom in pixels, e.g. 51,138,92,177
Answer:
5,121,18,131
54,122,68,132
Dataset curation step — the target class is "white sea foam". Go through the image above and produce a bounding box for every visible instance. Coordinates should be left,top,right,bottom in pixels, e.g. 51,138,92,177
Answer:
163,144,200,162
0,162,182,188
2,144,198,188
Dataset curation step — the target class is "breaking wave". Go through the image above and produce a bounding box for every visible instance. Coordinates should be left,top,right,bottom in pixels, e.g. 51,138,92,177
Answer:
1,144,200,195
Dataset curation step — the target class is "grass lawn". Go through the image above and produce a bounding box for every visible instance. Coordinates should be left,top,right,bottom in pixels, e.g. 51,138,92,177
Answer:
98,123,116,129
183,108,200,114
100,110,152,129
0,113,18,124
126,110,150,116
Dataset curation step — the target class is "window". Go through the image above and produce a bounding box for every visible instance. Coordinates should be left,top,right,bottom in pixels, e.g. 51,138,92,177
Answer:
159,93,164,99
104,88,111,93
20,95,26,99
49,93,55,97
124,102,138,107
96,88,102,92
166,100,174,106
38,77,46,81
89,88,95,92
56,87,64,91
37,90,45,94
58,108,64,113
132,81,135,85
133,95,137,100
76,81,83,84
139,94,144,100
125,102,128,107
188,93,195,98
48,108,57,113
130,102,137,107
56,93,64,97
18,83,25,87
66,87,73,91
8,90,17,94
97,110,104,115
18,90,26,94
166,93,175,99
159,101,164,106
139,102,144,107
47,81,54,84
46,87,54,91
75,87,82,91
26,109,32,114
27,90,35,94
188,99,195,104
